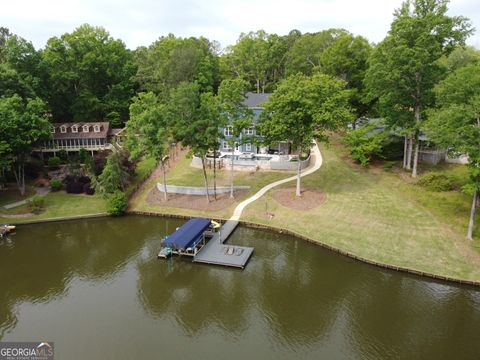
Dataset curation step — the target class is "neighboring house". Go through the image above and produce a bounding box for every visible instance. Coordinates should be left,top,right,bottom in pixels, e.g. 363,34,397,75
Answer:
36,122,124,155
219,92,291,155
356,118,450,165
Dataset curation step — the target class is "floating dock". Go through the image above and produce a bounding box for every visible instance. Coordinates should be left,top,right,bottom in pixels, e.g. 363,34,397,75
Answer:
193,220,253,269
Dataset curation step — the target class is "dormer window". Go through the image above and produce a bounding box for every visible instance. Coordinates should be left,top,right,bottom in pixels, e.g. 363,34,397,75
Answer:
51,126,56,134
83,125,90,133
60,125,67,133
93,124,100,133
71,125,78,133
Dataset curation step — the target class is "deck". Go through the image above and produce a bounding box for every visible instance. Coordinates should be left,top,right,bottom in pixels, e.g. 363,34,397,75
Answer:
193,220,253,269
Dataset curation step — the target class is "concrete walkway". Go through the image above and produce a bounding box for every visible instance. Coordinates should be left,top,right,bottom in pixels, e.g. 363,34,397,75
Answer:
230,141,323,221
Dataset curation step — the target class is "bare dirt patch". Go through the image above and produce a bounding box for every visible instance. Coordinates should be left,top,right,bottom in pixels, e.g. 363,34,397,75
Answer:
271,187,326,211
146,187,248,211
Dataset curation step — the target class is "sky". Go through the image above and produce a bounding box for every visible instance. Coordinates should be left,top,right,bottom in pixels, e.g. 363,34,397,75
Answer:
1,0,479,51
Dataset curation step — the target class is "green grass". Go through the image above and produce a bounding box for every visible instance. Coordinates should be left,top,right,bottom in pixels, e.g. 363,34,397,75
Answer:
0,186,35,206
0,191,107,223
130,155,292,219
241,144,480,281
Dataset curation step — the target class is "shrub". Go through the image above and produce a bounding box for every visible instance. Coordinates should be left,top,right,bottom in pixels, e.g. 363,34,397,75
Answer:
50,179,62,191
78,175,91,184
107,191,128,216
48,156,61,169
57,150,68,162
343,124,387,167
66,181,84,194
83,183,95,195
417,172,456,192
78,148,90,164
28,195,45,214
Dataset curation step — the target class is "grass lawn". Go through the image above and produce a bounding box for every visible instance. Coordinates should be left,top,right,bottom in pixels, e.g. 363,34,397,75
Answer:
0,186,35,206
241,144,480,282
0,191,107,223
129,155,292,219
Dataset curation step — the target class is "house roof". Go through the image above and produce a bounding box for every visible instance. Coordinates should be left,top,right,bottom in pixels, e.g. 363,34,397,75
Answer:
52,122,110,139
244,92,271,108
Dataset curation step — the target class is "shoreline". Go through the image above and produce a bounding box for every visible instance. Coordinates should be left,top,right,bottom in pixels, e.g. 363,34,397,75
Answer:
9,210,479,287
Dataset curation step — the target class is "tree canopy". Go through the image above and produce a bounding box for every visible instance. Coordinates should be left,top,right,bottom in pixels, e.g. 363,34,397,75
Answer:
43,24,136,124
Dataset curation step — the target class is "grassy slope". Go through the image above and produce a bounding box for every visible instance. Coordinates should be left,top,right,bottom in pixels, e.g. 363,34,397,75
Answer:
0,192,106,222
241,144,480,281
130,155,291,219
0,157,157,223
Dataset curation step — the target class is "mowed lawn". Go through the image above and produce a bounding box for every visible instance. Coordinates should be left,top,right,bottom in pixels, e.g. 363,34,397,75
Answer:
0,192,107,223
130,155,292,219
241,144,480,282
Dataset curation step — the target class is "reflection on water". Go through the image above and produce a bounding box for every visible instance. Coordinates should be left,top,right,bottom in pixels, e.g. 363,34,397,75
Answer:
0,216,479,359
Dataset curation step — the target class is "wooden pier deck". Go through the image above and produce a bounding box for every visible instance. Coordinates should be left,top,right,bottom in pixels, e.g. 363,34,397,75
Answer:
193,220,253,269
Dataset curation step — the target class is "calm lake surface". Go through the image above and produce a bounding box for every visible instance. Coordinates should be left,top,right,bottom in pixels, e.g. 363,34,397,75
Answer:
0,216,479,359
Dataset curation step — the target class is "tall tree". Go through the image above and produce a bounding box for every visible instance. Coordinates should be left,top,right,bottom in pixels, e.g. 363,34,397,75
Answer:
43,24,136,123
94,151,130,195
258,73,352,196
364,0,472,177
0,95,51,195
169,82,222,203
320,33,372,123
134,34,219,98
125,92,170,200
218,79,253,198
425,62,480,240
284,29,347,76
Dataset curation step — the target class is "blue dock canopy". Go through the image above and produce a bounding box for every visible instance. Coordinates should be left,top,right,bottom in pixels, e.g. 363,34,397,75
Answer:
163,218,211,250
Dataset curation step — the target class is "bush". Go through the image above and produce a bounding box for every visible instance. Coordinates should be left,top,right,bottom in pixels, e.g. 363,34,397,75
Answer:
78,148,90,164
343,124,387,167
50,179,62,191
417,172,456,192
107,191,128,216
83,183,95,195
57,150,68,162
78,175,91,184
48,156,61,169
66,181,84,194
28,195,45,214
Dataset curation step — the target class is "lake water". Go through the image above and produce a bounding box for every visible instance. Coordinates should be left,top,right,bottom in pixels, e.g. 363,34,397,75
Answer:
0,216,479,359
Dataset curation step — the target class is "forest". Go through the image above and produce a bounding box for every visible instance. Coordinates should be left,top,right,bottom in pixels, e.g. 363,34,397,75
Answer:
0,0,479,237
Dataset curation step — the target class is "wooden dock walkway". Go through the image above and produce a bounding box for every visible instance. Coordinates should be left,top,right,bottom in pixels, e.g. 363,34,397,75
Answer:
193,220,253,269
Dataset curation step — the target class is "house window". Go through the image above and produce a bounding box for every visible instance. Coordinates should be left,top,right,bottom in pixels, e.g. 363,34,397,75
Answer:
71,125,78,133
60,126,67,133
94,125,100,133
245,143,252,152
223,141,232,151
224,126,233,137
245,126,255,136
83,125,90,133
51,126,55,134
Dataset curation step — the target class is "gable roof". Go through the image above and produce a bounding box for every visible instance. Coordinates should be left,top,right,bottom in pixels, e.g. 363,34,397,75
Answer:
244,92,271,108
52,122,110,139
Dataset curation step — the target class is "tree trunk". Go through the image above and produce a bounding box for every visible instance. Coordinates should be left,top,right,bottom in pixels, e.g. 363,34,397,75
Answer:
407,136,413,170
256,78,260,94
201,157,210,203
296,154,302,197
403,136,408,169
12,162,25,196
213,152,217,201
467,191,477,241
230,145,234,198
161,161,168,201
412,136,419,178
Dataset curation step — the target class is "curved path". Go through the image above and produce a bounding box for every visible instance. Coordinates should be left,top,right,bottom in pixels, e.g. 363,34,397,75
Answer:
230,142,323,221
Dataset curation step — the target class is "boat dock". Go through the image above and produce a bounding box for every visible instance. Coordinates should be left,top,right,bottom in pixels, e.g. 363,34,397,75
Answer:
193,220,253,269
